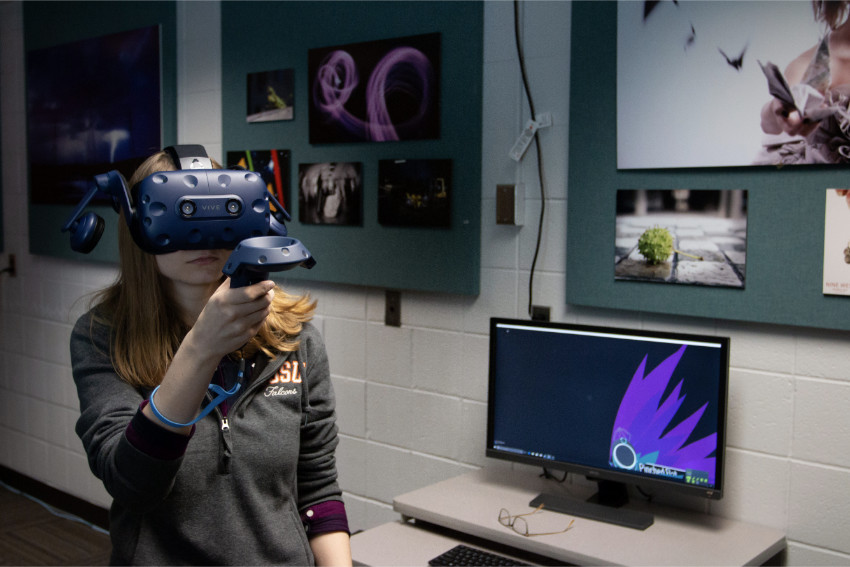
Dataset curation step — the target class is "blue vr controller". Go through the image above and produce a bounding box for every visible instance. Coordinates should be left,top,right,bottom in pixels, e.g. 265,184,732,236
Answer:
61,145,315,286
223,236,316,288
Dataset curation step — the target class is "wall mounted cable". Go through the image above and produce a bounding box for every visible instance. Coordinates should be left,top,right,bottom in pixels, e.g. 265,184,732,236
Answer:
513,0,548,319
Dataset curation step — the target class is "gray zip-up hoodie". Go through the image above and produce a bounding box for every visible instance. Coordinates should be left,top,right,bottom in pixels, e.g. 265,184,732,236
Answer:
71,311,343,565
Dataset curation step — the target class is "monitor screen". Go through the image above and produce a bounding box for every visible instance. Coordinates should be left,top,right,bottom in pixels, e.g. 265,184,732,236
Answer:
486,318,729,527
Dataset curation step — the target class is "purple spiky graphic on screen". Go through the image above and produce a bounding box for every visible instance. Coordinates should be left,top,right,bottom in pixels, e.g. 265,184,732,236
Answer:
609,345,716,485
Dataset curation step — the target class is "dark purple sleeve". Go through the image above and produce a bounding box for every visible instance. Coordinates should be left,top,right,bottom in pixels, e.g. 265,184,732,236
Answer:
125,400,194,460
300,500,350,537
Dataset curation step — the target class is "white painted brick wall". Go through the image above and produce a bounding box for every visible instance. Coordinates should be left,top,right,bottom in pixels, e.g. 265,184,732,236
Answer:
366,324,413,388
795,330,850,380
713,449,789,529
793,379,850,467
789,462,850,554
332,376,366,438
727,369,794,456
2,1,849,564
324,317,367,380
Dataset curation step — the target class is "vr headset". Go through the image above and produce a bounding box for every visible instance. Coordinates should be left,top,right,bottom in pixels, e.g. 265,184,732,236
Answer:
62,145,315,284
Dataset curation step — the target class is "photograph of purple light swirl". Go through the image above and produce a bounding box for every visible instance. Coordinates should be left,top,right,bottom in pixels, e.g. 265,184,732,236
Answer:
365,47,434,141
308,33,440,144
312,50,364,138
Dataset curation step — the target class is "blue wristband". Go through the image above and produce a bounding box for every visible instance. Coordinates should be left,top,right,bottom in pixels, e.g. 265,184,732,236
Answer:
148,382,241,428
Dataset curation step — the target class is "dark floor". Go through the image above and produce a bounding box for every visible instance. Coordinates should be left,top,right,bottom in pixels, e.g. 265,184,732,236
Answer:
0,486,111,566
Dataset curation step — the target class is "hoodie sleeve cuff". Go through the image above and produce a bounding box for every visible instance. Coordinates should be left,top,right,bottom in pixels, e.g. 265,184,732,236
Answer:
125,400,194,460
300,500,350,537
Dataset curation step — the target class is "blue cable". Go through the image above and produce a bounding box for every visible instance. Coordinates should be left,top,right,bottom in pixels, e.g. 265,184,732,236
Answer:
148,382,241,428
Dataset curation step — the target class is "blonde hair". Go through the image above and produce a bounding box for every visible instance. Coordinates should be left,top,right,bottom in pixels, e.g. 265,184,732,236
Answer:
90,150,316,389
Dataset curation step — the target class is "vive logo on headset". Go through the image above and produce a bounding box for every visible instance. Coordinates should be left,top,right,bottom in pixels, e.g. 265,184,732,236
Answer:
61,145,300,256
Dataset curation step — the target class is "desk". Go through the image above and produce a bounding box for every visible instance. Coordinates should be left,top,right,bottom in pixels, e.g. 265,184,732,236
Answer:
352,468,786,566
351,521,547,566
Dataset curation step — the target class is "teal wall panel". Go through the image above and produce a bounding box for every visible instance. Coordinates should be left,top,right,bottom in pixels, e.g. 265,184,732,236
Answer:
221,1,482,295
567,1,850,331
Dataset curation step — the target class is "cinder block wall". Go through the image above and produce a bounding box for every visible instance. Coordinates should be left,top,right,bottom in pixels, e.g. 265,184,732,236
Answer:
1,2,848,564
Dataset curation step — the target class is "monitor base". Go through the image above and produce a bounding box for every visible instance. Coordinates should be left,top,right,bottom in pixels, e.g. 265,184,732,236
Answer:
530,484,654,530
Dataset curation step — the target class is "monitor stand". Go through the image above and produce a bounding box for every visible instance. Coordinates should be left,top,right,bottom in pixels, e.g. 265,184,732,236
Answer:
529,480,654,530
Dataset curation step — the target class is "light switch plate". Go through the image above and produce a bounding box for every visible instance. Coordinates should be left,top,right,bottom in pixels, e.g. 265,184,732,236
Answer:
385,290,401,327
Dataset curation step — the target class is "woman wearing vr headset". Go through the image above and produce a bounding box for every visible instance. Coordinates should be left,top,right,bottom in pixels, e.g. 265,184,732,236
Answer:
70,150,351,565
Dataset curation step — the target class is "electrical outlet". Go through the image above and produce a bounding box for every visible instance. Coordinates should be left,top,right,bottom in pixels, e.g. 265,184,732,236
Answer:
0,254,15,278
531,305,550,321
496,183,524,225
385,290,401,327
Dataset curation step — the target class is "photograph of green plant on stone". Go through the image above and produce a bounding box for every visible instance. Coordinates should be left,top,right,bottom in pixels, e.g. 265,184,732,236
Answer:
638,226,704,264
615,189,748,288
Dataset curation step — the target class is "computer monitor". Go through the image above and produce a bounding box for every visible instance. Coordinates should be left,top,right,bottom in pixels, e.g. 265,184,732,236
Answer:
486,318,729,530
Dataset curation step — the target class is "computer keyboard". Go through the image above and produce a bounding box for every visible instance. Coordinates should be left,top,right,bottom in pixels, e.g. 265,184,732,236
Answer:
428,544,530,566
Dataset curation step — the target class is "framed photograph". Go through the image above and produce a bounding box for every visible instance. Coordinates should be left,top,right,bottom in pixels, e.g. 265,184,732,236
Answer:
26,25,161,205
615,189,748,288
298,162,363,226
378,158,451,228
617,1,845,168
308,33,440,143
246,68,294,123
226,149,291,213
823,189,850,295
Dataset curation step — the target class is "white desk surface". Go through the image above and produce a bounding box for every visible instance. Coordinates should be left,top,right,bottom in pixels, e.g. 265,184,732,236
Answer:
386,467,786,566
350,521,457,567
351,521,540,567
